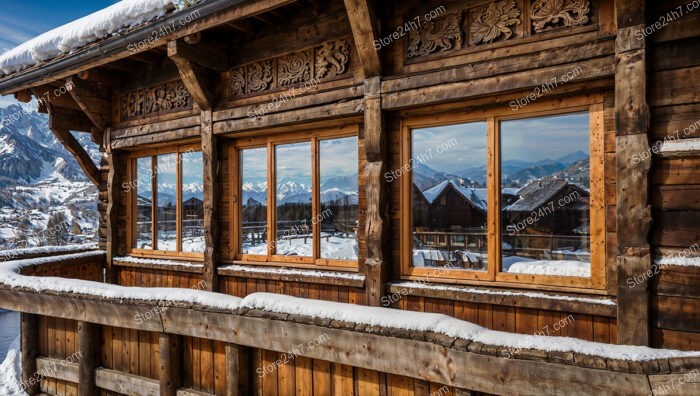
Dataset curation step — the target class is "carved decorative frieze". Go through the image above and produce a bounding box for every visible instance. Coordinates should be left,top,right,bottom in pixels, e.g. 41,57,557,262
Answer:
229,39,351,99
470,0,521,45
278,50,312,87
530,0,591,33
120,80,192,121
316,39,350,79
407,12,463,59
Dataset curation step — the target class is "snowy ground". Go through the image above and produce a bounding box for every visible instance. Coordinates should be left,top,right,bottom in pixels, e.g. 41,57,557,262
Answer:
245,235,358,260
0,336,24,396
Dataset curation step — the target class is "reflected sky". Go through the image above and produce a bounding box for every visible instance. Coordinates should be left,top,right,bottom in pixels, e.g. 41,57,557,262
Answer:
501,113,589,163
412,122,487,172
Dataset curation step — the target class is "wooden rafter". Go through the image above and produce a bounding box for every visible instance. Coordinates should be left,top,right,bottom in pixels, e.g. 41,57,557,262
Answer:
33,89,102,186
344,0,381,77
168,40,216,111
66,76,112,134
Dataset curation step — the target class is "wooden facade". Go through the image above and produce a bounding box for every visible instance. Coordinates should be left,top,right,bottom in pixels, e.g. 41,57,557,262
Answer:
0,0,699,395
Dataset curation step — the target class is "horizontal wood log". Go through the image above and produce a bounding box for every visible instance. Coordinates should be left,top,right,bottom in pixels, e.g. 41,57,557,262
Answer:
214,99,365,134
111,125,200,149
0,286,693,395
111,115,200,139
96,368,160,396
648,372,700,396
383,56,615,109
36,357,79,383
113,258,204,274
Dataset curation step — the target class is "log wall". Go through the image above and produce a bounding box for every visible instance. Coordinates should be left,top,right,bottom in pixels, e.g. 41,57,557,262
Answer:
647,0,700,351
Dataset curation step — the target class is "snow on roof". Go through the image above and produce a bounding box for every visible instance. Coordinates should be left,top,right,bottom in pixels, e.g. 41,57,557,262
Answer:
0,0,190,76
421,180,488,211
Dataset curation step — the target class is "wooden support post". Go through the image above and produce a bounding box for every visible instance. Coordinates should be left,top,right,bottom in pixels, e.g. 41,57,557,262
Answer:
363,77,389,306
225,344,250,396
104,128,119,284
77,322,101,396
168,40,216,111
202,110,220,291
343,0,381,77
159,333,181,396
21,313,39,395
615,0,652,346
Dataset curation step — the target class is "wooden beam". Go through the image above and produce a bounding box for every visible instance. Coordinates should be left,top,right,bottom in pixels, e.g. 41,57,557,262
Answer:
343,0,381,77
168,40,215,111
0,288,690,396
78,322,101,396
159,333,182,396
37,357,79,383
105,129,119,284
21,313,40,395
66,76,111,133
202,110,219,291
77,69,124,87
167,39,228,72
226,344,250,396
14,90,32,103
96,368,160,396
615,0,651,346
363,77,389,306
48,126,102,186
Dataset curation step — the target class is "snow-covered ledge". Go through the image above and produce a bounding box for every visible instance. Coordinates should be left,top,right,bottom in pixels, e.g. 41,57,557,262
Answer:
113,256,205,274
218,264,365,287
1,253,700,395
387,281,617,317
656,137,700,158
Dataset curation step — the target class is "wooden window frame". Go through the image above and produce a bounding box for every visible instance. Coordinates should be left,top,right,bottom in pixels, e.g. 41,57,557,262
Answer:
229,126,360,270
126,143,204,260
400,95,606,292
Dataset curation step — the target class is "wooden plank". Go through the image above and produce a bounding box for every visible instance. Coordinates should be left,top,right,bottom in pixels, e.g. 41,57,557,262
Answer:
332,363,354,396
168,40,214,111
95,368,159,396
294,356,313,396
343,0,381,77
78,322,101,396
648,372,700,396
652,296,700,333
201,339,215,393
312,359,332,396
159,333,182,396
225,344,249,396
36,357,79,383
22,314,40,395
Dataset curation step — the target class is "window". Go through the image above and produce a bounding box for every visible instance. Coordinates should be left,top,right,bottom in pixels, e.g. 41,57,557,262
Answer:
129,145,204,257
233,128,359,268
402,97,605,289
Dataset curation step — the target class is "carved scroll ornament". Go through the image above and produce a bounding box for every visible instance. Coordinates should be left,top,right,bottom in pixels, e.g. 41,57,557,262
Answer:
471,0,521,45
530,0,590,33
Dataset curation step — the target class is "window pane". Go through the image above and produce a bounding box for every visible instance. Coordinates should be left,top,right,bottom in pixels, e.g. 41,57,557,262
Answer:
411,122,488,271
241,147,268,255
156,154,178,251
135,157,153,250
275,142,312,257
182,150,204,253
500,113,590,277
320,137,358,260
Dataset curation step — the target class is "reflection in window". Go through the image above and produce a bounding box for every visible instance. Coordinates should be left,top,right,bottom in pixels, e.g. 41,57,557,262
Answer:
320,137,359,260
241,147,268,255
411,122,488,271
275,142,312,256
500,113,591,277
181,151,204,253
156,154,177,251
135,157,153,250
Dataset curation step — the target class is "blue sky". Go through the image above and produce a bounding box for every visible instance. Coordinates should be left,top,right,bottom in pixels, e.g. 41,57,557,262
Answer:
0,0,118,106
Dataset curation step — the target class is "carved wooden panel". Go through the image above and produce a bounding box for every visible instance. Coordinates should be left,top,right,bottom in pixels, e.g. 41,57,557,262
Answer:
407,12,464,59
120,80,193,121
229,39,351,99
404,0,595,62
530,0,591,33
470,0,522,45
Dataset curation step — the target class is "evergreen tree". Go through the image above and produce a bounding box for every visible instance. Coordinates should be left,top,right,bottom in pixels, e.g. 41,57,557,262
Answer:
46,212,70,246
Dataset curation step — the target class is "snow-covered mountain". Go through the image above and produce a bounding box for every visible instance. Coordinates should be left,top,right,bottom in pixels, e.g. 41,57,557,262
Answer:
0,103,100,249
241,177,359,206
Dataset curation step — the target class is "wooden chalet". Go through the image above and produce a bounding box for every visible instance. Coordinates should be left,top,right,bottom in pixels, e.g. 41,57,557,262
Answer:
0,0,699,395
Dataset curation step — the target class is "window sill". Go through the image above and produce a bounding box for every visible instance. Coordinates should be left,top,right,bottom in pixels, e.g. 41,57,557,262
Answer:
387,281,617,317
113,256,205,274
218,263,365,288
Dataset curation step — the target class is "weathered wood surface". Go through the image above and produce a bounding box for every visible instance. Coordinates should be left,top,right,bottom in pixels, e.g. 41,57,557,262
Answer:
21,314,40,395
77,322,100,396
159,333,182,396
343,0,380,77
202,110,219,291
96,368,160,396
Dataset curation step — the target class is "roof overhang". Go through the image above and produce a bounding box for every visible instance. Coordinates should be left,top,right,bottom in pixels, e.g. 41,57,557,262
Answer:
0,0,294,96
